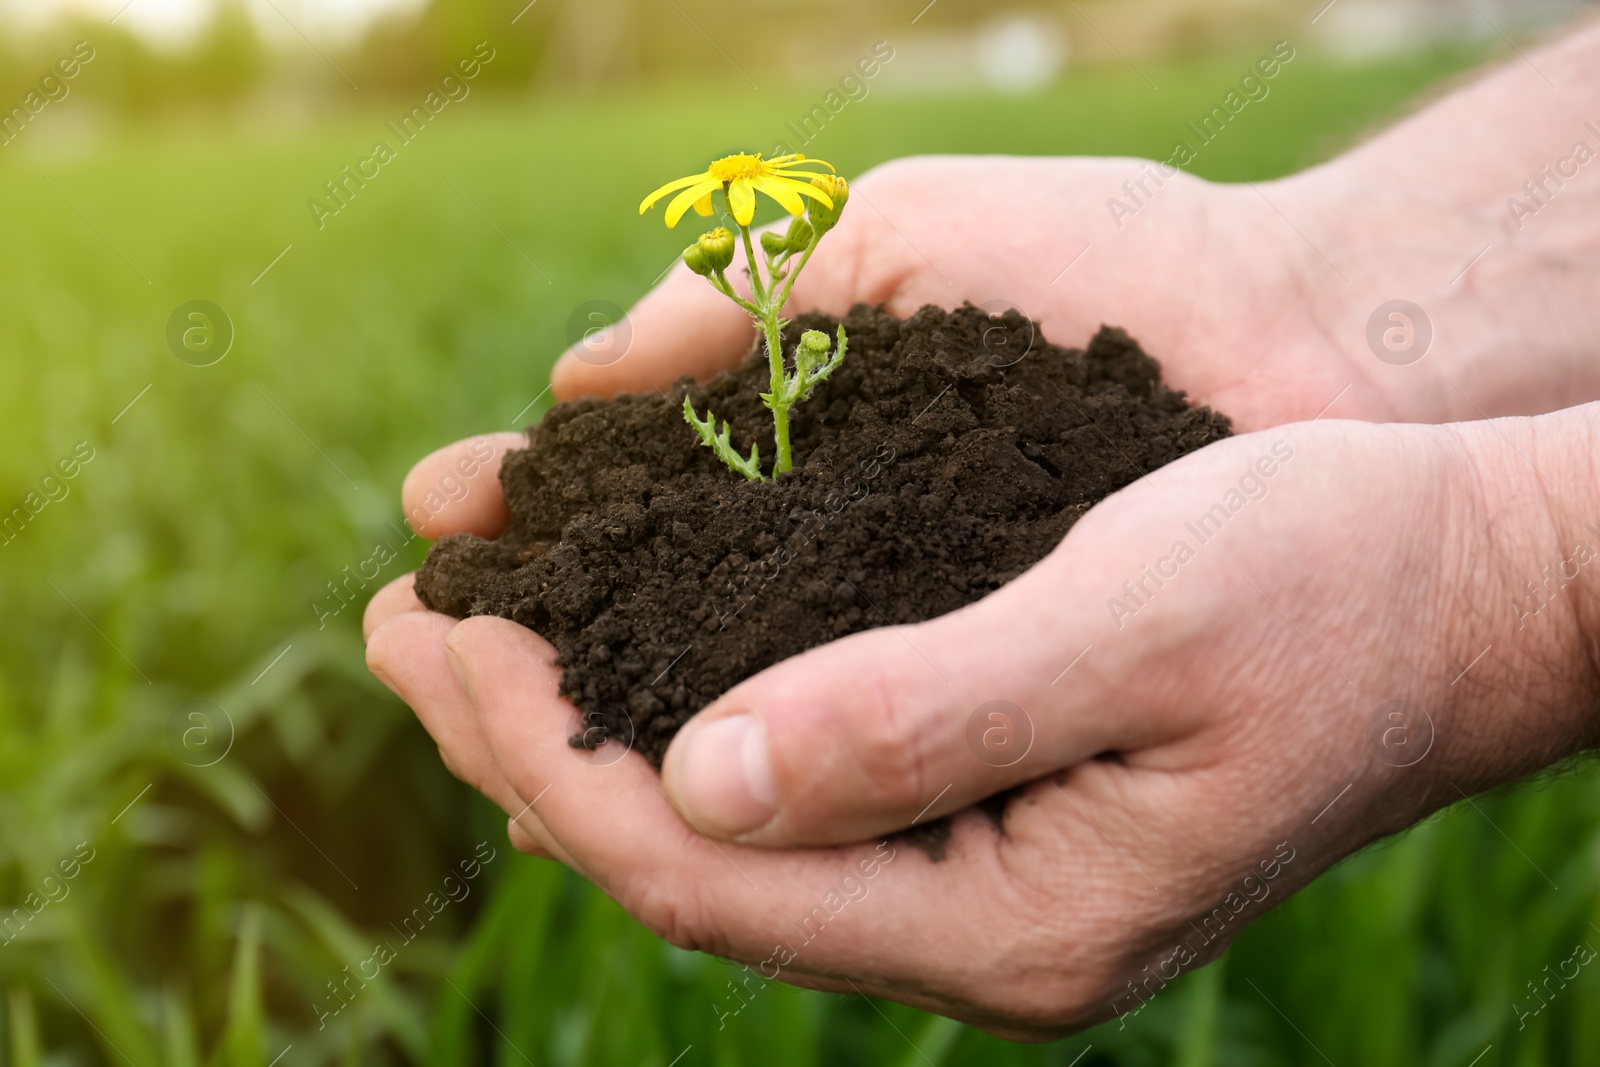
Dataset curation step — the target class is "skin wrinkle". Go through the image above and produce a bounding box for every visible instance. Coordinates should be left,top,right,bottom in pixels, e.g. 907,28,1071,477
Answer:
1444,417,1600,781
1556,429,1600,721
962,883,1108,1022
1527,417,1600,732
869,665,929,829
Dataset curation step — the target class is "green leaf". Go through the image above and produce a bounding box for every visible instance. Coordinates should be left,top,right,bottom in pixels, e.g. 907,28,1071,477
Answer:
7,985,40,1067
214,903,267,1067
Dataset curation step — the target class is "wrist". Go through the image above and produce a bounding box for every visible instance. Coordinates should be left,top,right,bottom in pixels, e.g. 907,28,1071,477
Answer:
1435,406,1600,791
1269,30,1600,424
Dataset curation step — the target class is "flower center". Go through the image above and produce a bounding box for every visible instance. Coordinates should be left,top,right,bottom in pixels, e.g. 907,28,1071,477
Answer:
708,153,765,184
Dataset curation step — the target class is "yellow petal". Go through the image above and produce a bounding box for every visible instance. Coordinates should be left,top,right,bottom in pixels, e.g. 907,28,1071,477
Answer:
753,175,806,216
776,176,834,209
728,179,757,225
640,171,712,214
693,192,715,216
772,157,834,174
665,178,722,228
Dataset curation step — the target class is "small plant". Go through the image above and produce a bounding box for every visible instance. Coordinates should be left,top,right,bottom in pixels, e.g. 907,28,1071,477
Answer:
640,152,850,480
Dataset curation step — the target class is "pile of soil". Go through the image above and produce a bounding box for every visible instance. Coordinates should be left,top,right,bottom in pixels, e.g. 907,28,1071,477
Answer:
417,302,1231,786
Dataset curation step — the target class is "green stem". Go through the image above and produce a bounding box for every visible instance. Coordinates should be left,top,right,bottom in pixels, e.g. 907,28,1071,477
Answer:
758,304,792,472
710,271,760,317
695,197,841,478
738,222,767,304
773,235,820,312
762,236,827,474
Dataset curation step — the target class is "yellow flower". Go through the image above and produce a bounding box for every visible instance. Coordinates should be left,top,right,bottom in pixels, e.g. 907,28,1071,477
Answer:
640,153,836,228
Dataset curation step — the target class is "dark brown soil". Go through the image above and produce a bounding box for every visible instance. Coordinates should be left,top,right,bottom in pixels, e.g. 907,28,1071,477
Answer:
416,303,1231,780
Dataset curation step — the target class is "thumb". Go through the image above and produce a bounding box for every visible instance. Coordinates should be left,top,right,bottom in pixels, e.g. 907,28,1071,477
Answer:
551,259,756,402
659,559,1143,847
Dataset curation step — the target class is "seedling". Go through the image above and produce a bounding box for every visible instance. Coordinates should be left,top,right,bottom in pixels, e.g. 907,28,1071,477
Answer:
640,153,850,480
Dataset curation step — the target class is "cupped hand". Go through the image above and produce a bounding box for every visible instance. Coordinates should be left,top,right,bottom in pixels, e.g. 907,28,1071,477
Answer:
366,405,1596,1037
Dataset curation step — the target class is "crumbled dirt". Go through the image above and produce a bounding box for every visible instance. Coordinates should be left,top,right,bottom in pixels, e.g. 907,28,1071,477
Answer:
416,303,1231,840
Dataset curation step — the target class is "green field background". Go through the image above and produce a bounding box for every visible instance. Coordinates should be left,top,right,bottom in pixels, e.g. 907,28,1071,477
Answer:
3,42,1600,1066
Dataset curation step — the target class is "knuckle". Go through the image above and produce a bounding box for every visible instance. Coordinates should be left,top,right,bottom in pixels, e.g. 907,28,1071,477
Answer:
838,674,928,816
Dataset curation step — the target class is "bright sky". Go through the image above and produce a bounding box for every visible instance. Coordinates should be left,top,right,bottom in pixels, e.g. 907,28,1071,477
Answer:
2,0,425,47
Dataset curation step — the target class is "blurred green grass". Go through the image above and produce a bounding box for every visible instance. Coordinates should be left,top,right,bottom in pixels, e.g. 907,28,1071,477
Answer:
3,42,1599,1066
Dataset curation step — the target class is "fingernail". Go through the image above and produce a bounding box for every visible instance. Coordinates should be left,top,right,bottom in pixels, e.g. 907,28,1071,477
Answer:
674,715,776,837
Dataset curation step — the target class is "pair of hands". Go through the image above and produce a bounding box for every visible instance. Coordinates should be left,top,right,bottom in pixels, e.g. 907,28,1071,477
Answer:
364,153,1600,1037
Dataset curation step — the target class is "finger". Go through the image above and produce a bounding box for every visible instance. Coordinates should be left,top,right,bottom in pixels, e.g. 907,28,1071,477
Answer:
443,616,950,973
658,547,1188,848
551,261,757,402
363,573,424,642
444,617,1116,1035
401,432,524,541
507,819,551,858
365,610,568,863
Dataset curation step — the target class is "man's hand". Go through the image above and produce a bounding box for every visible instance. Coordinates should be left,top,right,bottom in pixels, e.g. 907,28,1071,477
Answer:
363,147,1408,882
367,406,1600,1038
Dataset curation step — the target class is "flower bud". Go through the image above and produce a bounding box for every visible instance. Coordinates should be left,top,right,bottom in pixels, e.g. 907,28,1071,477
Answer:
783,215,814,251
684,227,735,276
700,227,736,270
797,330,831,361
760,231,788,257
807,175,849,235
682,242,713,276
